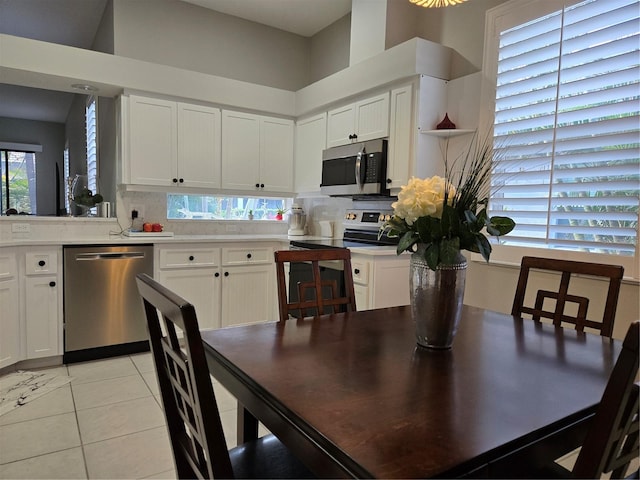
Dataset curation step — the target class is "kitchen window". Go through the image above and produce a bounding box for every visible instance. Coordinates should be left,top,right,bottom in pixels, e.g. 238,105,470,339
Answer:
166,194,290,220
483,0,639,273
1,143,41,215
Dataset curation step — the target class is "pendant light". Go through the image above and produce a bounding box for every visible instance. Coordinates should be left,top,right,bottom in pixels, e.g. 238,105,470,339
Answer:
409,0,468,7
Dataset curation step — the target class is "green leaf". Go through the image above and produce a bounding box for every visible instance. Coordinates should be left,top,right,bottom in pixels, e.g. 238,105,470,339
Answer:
424,243,440,270
464,209,477,224
416,216,441,242
397,231,417,254
440,237,460,265
476,208,488,228
441,204,459,237
476,234,492,262
488,216,516,236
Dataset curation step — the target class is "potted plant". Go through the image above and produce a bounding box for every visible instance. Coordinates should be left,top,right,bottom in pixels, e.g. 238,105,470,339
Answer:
275,208,285,221
248,210,254,220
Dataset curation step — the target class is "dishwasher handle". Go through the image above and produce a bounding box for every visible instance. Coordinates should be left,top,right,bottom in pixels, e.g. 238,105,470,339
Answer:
75,252,147,261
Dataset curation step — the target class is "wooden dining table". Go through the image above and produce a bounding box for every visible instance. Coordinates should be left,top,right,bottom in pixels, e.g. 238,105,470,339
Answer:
201,305,621,478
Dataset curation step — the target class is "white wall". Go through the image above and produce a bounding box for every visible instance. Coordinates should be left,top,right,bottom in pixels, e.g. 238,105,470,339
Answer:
111,0,311,91
309,13,351,84
464,258,639,341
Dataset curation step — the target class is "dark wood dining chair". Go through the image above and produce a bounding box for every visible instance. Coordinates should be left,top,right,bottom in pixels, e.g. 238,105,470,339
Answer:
511,256,624,337
274,249,357,321
539,321,639,479
136,273,314,479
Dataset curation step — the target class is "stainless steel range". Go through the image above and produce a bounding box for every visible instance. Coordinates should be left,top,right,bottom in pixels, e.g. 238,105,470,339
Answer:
290,208,398,250
287,208,398,315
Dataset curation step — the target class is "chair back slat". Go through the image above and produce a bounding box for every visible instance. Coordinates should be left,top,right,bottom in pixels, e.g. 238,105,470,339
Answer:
274,249,357,321
573,321,639,478
511,256,624,337
136,273,234,479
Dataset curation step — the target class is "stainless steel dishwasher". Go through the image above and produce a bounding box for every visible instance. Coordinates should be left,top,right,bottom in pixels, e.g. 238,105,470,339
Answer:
63,244,153,362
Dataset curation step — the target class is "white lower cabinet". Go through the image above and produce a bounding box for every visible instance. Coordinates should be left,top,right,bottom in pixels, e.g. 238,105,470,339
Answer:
23,248,62,359
351,253,410,311
0,248,19,369
0,246,62,368
155,243,276,331
25,276,60,358
221,264,274,327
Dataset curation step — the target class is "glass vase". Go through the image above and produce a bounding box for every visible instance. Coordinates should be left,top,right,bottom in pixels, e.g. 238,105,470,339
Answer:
410,244,467,349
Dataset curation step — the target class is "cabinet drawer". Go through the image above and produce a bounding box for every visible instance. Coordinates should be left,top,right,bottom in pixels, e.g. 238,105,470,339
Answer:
25,251,58,275
352,260,369,286
0,251,17,280
222,247,272,266
159,247,220,269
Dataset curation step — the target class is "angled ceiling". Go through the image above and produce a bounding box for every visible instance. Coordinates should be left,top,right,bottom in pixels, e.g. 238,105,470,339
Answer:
180,0,351,37
0,0,351,123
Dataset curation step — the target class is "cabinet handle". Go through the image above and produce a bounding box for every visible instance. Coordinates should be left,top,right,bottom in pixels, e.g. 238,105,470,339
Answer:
354,269,360,275
179,178,184,183
224,271,229,277
49,281,56,287
255,183,260,188
246,253,252,259
387,178,392,184
215,272,220,277
189,255,195,261
260,183,265,188
38,260,46,267
172,178,178,183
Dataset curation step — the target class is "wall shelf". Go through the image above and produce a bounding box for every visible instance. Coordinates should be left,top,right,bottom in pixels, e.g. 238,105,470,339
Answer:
421,129,475,138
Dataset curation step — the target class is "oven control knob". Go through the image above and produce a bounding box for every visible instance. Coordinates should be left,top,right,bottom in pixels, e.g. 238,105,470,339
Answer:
350,213,357,220
385,214,392,221
378,214,384,222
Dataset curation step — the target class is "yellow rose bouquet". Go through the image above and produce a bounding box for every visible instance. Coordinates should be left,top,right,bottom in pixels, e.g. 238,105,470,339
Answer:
381,133,515,271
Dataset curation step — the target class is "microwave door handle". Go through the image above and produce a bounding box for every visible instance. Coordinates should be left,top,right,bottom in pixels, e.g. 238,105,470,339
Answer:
355,148,365,190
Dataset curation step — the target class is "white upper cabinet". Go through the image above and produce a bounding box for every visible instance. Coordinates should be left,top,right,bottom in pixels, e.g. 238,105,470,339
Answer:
127,96,177,186
177,103,221,189
387,84,414,189
123,95,221,188
222,110,294,193
294,112,327,194
326,92,390,148
260,116,294,192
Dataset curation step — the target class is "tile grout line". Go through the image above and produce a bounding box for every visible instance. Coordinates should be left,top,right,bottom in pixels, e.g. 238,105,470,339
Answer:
67,363,91,480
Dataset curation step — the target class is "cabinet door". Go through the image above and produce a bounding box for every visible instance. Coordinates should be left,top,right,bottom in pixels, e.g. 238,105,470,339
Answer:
25,276,59,359
294,113,327,194
260,116,294,192
128,96,177,186
0,278,20,368
326,103,356,148
221,264,274,327
372,260,410,309
158,268,221,330
221,110,261,190
355,284,370,311
355,92,390,142
388,85,414,189
178,104,221,189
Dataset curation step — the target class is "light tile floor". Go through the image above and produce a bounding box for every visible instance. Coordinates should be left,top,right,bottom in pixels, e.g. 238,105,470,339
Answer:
0,352,243,479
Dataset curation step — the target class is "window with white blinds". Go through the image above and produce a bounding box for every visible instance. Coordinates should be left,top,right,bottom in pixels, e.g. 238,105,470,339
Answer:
85,96,98,196
488,0,639,256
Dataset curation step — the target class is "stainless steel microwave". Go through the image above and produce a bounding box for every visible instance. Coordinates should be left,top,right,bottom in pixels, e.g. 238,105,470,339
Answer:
320,139,389,197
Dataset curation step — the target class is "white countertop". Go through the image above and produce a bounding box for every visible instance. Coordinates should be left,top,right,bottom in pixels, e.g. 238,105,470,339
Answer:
0,233,403,257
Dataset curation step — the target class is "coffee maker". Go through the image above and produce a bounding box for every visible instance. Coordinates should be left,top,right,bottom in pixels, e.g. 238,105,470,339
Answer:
287,204,306,236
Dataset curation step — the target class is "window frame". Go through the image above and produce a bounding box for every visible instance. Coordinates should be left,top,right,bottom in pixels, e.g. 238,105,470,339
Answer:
480,0,639,280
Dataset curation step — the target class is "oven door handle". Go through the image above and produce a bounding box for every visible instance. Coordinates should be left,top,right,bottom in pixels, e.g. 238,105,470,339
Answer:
355,147,366,190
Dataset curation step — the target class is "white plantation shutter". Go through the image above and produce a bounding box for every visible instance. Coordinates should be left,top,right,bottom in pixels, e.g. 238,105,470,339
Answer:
489,0,639,256
86,96,98,195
